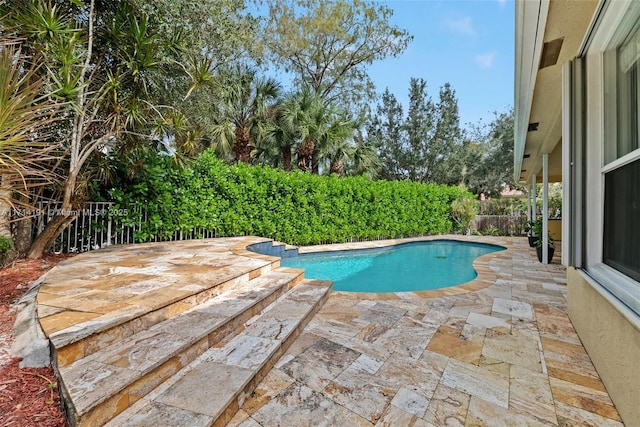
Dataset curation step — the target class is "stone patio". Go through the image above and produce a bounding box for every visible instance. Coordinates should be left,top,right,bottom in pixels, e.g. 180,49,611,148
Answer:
229,237,624,426
35,236,624,426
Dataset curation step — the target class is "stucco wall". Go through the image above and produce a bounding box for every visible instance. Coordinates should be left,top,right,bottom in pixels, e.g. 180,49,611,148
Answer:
567,267,640,425
547,219,561,241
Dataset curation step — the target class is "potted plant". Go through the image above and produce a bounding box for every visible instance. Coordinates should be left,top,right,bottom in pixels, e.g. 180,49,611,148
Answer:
535,231,555,263
524,219,541,247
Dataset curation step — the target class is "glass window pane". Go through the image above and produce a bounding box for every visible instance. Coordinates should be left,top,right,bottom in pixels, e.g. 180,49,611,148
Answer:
603,159,640,281
604,15,640,164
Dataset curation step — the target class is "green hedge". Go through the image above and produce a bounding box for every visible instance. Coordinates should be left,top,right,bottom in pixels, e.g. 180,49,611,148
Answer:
110,151,470,245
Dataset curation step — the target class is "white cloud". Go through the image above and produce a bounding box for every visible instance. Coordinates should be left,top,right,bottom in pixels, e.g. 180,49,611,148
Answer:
475,52,496,68
446,17,475,37
497,0,507,7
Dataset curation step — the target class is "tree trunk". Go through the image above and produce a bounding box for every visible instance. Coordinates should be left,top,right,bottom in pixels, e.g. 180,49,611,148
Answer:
329,159,343,176
14,213,33,255
0,175,11,240
297,139,315,172
28,172,79,259
233,126,252,163
312,150,319,175
27,212,77,259
12,192,34,255
282,145,292,172
0,175,18,262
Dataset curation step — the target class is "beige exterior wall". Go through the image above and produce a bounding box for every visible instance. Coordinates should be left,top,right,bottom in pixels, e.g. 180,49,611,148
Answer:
547,219,561,241
567,267,640,425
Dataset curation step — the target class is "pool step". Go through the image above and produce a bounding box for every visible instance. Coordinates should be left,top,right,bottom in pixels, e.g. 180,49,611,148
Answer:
247,240,300,258
104,279,332,427
56,268,316,426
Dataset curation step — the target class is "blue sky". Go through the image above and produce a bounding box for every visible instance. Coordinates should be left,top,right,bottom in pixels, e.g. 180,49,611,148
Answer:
370,0,515,128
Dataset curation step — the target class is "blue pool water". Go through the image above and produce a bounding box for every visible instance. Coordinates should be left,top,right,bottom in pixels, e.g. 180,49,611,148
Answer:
280,240,504,293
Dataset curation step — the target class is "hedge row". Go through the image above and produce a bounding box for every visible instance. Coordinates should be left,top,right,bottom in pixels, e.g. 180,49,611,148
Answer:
110,151,469,245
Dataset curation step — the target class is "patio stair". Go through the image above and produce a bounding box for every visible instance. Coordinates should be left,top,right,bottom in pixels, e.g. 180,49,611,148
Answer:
52,267,332,426
246,240,300,258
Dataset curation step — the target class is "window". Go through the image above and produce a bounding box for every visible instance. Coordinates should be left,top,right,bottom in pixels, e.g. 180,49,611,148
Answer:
601,5,640,285
603,159,640,282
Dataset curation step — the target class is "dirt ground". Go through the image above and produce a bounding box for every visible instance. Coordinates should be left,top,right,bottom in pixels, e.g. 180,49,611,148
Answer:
0,255,72,427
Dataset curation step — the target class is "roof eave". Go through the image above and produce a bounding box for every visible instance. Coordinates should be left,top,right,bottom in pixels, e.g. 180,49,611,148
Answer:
513,0,550,183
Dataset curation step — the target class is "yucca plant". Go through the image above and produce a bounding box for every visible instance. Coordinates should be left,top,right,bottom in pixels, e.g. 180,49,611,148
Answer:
0,41,64,245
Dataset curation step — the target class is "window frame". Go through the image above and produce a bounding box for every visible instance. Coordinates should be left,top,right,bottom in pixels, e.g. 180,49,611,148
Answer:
581,0,640,316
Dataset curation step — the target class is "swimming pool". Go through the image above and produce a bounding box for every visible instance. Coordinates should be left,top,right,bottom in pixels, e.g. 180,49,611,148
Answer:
280,240,504,293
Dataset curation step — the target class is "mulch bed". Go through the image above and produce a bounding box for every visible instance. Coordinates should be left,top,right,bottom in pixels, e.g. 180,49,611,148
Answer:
0,255,73,427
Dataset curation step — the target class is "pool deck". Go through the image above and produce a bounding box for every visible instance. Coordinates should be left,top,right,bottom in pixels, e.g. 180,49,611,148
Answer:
36,235,624,426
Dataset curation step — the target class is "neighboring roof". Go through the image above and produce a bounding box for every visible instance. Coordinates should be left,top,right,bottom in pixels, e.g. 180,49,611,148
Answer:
514,0,599,183
500,185,525,199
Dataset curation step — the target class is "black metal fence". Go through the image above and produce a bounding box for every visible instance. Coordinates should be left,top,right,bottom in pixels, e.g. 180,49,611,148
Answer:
34,202,219,253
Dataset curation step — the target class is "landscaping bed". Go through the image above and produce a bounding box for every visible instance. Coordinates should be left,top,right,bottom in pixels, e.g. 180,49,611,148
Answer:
0,255,72,427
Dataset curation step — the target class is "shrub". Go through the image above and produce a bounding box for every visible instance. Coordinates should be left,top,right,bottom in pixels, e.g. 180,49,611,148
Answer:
450,193,477,235
111,151,469,245
482,225,499,236
0,235,13,258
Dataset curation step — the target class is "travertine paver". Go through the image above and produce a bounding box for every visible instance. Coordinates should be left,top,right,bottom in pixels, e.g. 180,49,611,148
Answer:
37,237,278,355
156,361,254,417
36,235,626,426
234,236,625,426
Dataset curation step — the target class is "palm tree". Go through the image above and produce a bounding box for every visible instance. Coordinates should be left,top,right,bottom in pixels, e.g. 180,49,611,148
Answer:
317,112,357,176
211,66,281,163
265,88,360,175
254,100,297,170
275,88,332,173
302,94,335,174
346,135,380,178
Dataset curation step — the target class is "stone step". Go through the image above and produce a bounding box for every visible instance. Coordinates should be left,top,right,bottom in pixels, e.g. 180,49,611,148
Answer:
44,258,280,368
57,268,306,426
105,279,332,427
247,240,300,259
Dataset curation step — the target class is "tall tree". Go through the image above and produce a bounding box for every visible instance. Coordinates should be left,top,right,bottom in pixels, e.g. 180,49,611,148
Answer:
431,83,462,183
441,109,515,196
134,0,263,144
135,0,259,66
367,88,406,180
317,112,357,176
367,79,463,184
263,0,412,109
473,108,516,196
344,131,380,178
288,89,334,173
253,100,297,171
258,88,358,174
404,78,435,182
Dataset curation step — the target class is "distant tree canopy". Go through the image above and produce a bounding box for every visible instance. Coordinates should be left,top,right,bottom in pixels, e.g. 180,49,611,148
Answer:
462,109,516,197
366,80,514,196
367,79,462,183
262,0,412,109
